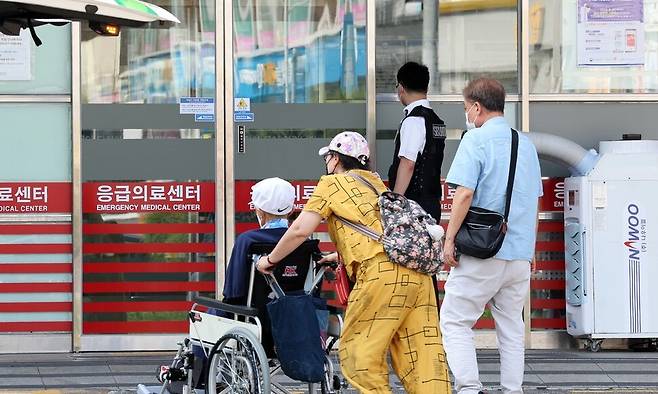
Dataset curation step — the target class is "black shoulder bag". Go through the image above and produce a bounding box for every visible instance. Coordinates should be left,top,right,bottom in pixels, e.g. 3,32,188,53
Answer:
455,128,518,259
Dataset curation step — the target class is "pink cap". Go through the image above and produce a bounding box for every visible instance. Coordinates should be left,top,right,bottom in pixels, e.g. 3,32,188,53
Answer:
318,131,369,164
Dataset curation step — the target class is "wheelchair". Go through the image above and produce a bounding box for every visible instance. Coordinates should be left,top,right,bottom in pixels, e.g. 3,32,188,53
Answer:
146,239,345,394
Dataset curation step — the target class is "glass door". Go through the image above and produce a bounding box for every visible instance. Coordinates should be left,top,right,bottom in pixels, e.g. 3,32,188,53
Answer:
229,0,367,290
79,0,216,351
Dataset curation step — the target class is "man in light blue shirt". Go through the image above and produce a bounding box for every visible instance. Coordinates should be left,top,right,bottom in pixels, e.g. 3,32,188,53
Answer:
440,78,542,394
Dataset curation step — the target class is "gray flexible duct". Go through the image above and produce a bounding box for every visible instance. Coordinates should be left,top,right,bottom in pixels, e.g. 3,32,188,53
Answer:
526,132,599,176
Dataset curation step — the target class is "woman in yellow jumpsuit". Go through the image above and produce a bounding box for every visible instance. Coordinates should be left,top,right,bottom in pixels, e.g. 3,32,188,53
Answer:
256,132,450,394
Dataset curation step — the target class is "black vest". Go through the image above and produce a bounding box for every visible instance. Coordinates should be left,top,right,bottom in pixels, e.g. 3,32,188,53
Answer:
388,105,446,217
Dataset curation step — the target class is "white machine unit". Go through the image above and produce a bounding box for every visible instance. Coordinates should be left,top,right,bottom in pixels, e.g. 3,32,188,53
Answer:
564,140,658,349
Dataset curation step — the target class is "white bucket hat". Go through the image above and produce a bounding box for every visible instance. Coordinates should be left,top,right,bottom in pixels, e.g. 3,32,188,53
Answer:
251,177,296,215
318,131,370,165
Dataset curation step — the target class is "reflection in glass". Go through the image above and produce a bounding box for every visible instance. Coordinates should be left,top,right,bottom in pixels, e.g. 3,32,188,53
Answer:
376,0,519,95
234,0,367,103
83,209,215,325
0,25,72,94
530,0,658,93
81,0,215,103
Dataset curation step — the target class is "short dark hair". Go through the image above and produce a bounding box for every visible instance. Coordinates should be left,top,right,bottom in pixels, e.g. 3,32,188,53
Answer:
396,62,430,93
462,78,506,113
332,151,370,171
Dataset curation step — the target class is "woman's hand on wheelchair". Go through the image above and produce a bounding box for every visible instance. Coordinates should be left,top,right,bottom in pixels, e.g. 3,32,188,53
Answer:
256,255,276,274
318,252,339,267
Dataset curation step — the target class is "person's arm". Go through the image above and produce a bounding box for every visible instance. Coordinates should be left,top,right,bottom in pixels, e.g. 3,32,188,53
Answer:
443,186,474,268
533,160,544,271
394,118,424,194
393,157,415,195
256,210,322,273
533,200,541,271
442,132,482,267
535,200,541,234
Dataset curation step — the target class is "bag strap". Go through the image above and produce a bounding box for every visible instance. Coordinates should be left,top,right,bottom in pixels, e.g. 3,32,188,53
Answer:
335,215,387,244
345,171,383,196
504,129,519,221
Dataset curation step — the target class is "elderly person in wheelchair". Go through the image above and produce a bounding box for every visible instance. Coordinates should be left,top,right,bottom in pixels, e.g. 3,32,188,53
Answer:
150,177,343,394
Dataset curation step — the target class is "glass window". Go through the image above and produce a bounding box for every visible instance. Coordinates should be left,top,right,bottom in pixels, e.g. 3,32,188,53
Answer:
375,102,519,177
376,0,519,96
81,0,215,103
234,0,367,103
530,0,658,93
0,24,71,94
0,104,71,181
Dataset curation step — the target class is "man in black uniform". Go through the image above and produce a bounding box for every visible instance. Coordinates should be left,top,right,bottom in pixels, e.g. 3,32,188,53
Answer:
388,61,446,220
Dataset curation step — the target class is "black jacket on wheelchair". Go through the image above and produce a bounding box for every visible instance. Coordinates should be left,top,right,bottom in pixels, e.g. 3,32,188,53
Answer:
200,239,321,357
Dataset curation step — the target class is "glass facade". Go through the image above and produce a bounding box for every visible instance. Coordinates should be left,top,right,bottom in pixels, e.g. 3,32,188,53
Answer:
1,0,657,351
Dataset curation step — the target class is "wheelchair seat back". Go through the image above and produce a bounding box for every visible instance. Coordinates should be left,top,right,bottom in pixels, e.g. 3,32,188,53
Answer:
249,239,320,305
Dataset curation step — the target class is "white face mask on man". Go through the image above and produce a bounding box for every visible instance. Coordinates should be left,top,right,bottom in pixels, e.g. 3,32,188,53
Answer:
256,210,264,228
464,103,477,130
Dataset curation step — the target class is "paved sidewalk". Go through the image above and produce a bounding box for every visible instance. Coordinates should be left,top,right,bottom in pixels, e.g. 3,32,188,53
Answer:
0,350,657,393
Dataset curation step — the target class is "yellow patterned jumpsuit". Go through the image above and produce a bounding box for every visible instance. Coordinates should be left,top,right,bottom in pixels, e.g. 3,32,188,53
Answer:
303,170,451,394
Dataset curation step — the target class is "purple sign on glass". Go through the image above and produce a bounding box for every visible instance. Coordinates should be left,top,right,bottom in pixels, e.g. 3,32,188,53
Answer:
578,0,643,23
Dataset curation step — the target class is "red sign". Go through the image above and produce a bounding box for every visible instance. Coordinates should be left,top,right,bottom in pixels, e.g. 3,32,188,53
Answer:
237,178,565,213
83,182,215,213
0,182,71,213
441,178,565,212
440,182,455,211
539,178,564,212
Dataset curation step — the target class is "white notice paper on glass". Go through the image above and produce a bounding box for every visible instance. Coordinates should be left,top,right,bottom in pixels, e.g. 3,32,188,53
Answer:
0,30,31,80
577,0,645,66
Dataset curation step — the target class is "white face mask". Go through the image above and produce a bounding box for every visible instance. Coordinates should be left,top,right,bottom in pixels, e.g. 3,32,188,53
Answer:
464,103,477,130
256,210,264,228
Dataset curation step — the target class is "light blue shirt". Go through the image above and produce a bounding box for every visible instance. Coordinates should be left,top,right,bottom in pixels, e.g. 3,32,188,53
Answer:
446,116,543,261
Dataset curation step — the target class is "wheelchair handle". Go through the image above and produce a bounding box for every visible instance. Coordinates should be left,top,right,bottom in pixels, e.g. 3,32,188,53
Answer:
263,273,287,299
317,260,338,269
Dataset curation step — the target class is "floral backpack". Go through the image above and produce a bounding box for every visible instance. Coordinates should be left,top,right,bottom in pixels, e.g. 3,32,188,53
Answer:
335,172,444,275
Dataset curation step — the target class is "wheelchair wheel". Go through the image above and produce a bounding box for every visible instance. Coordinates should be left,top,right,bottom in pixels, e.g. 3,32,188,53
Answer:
308,355,338,393
206,328,270,394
